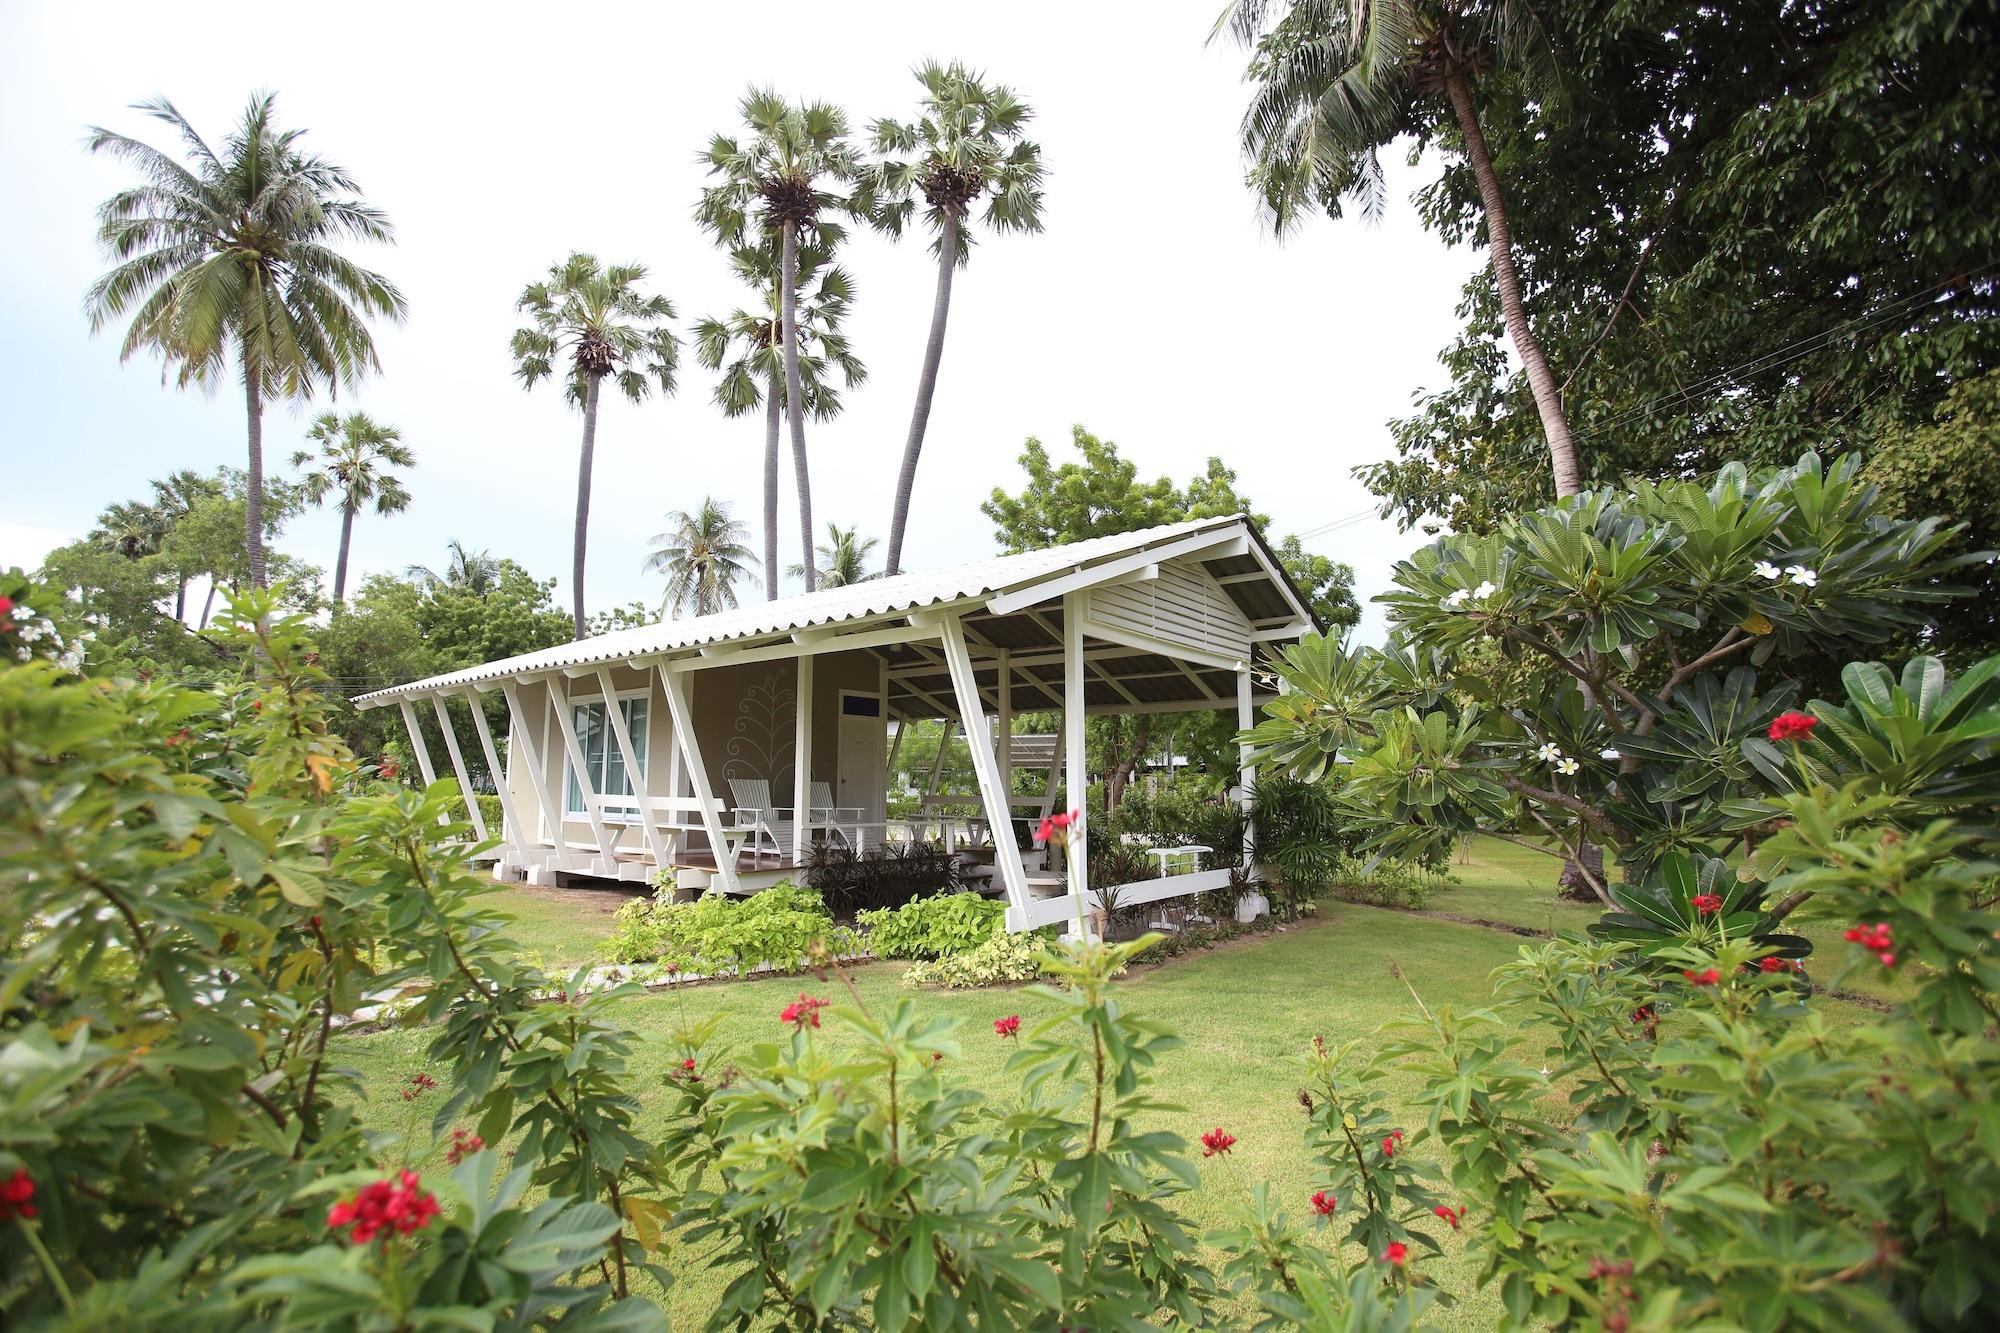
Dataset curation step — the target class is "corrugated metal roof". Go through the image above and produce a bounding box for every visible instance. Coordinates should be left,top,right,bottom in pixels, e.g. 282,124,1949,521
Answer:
356,514,1292,706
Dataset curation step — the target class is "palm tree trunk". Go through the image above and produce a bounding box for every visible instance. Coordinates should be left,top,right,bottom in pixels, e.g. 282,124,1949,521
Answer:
573,372,603,638
764,374,781,600
199,578,219,630
884,217,960,577
1443,69,1583,498
243,358,269,588
332,501,357,610
173,579,187,622
779,221,816,594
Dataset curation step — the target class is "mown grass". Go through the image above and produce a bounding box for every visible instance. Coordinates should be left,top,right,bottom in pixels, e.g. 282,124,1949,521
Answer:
333,839,1888,1327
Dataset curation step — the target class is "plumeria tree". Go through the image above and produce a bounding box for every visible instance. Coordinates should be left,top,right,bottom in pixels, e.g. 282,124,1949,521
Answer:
1245,453,1979,908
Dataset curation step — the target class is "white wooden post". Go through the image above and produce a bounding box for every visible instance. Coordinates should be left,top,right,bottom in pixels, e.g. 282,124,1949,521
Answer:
548,677,618,867
664,705,685,857
793,654,814,867
997,649,1013,833
885,718,905,785
597,667,667,866
940,615,1031,916
396,698,440,786
1063,593,1091,929
501,680,572,871
466,688,529,864
430,694,489,843
1237,665,1257,867
658,664,741,896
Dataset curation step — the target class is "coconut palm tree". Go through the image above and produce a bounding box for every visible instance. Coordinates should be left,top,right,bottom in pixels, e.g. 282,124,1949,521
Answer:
693,236,866,600
407,541,501,596
1216,1,1581,496
695,90,865,594
84,94,405,587
290,411,415,608
511,253,681,637
869,62,1047,576
787,523,881,589
92,500,167,562
644,499,757,618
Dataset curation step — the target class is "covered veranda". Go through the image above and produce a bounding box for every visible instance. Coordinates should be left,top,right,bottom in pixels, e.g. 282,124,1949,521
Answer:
353,515,1317,934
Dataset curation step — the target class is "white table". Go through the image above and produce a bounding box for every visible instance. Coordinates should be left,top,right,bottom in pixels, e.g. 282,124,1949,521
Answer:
1147,845,1211,878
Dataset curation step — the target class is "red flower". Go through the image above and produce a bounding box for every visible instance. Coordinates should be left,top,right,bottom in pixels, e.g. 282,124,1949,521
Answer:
1877,952,1897,968
994,1014,1022,1038
682,1057,697,1071
780,994,828,1030
1384,1242,1408,1266
444,1127,485,1166
400,1071,440,1101
327,1169,440,1245
378,758,399,780
1034,809,1080,846
1845,923,1894,953
1435,1204,1464,1229
1758,956,1797,973
0,597,13,617
1683,967,1721,986
1200,1128,1236,1157
0,1168,36,1222
1381,1136,1396,1157
1767,712,1818,743
1311,1190,1337,1216
1690,894,1724,917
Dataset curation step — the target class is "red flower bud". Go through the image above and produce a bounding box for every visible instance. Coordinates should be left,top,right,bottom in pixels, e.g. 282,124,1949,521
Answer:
1767,711,1818,743
1311,1190,1337,1216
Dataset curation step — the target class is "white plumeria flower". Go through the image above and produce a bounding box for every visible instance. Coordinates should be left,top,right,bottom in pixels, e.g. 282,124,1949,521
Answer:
1600,748,1622,760
1754,561,1782,580
57,650,82,674
1555,757,1581,776
11,604,30,618
1443,588,1470,608
1535,742,1564,762
1473,580,1497,599
15,648,30,662
1787,566,1819,588
16,623,42,643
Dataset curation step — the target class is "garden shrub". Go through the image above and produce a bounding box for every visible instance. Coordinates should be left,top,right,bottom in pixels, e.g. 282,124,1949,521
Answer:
856,890,1006,959
1110,779,1247,867
1249,776,1358,893
599,882,859,975
900,929,1049,988
1324,852,1453,909
805,839,962,913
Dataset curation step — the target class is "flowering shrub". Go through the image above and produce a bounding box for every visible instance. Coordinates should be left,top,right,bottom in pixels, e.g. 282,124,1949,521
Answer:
599,881,861,972
856,890,1007,959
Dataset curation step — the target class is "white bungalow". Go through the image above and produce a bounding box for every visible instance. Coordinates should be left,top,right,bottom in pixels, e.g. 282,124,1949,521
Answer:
354,514,1317,933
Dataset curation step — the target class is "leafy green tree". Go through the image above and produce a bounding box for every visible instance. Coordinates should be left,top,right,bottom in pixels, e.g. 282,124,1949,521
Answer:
1364,0,2000,543
290,411,415,608
692,237,865,599
643,498,757,618
696,90,864,593
84,94,405,587
148,469,225,619
788,523,880,588
1218,1,1581,495
511,253,681,638
869,61,1047,576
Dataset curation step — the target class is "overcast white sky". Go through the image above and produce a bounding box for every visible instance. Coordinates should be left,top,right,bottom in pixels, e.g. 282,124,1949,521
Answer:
0,0,1479,645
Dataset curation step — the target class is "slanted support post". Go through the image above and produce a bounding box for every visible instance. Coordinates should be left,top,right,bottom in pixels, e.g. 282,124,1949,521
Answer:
1062,593,1091,934
501,680,572,871
939,614,1032,918
466,688,529,864
547,676,618,866
397,699,441,787
1237,664,1257,867
430,694,489,843
997,649,1013,834
794,654,814,867
659,664,740,896
598,667,667,866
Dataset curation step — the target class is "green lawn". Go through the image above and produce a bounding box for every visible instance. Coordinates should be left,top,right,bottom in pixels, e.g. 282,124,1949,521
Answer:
333,840,1892,1327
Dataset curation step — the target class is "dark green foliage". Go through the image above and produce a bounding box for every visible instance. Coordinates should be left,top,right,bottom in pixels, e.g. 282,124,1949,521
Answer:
804,839,962,913
1588,851,1810,970
1248,776,1357,894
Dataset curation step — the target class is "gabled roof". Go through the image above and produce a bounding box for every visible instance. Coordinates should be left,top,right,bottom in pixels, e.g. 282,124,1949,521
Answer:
355,514,1315,708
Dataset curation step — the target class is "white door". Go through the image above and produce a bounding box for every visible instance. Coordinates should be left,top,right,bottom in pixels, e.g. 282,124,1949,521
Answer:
837,692,885,832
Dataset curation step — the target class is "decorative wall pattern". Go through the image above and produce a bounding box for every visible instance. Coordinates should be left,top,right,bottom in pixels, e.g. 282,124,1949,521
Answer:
721,667,794,793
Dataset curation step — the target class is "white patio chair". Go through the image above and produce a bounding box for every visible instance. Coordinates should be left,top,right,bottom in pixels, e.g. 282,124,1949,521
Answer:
726,778,794,862
809,781,866,850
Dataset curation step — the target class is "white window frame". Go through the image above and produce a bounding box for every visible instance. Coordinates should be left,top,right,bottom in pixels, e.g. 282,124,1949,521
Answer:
563,690,651,824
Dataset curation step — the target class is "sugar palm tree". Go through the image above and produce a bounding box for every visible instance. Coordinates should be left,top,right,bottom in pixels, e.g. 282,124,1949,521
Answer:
407,540,501,596
290,411,415,608
149,468,224,619
511,253,681,637
92,500,168,563
787,523,881,589
644,499,757,618
1216,1,1581,496
693,236,866,600
870,62,1047,576
84,94,405,587
695,90,864,594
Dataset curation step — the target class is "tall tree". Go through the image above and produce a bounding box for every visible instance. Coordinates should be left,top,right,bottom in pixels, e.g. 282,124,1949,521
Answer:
1218,1,1580,496
869,61,1047,575
510,253,681,638
644,498,757,618
84,94,405,587
788,523,881,589
696,89,864,594
290,410,414,608
692,237,865,600
148,469,224,619
91,500,167,562
407,541,502,597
